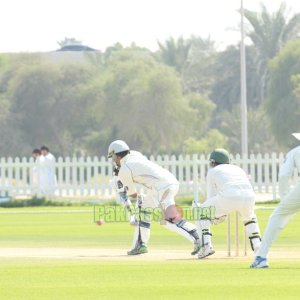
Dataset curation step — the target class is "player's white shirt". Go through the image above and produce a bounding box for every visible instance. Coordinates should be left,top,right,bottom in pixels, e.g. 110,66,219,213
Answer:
32,156,43,186
278,145,300,199
46,152,56,182
40,152,57,196
118,151,178,195
207,164,254,199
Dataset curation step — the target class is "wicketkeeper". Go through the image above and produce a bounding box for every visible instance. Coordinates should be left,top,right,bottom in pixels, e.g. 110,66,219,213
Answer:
196,148,262,259
108,140,201,256
251,133,300,268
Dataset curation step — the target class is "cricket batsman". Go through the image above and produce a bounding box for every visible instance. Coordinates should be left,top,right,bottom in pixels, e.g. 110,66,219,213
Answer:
196,148,262,259
107,140,201,256
251,133,300,268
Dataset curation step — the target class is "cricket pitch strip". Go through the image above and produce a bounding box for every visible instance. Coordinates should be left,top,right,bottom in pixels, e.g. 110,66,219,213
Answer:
0,248,299,261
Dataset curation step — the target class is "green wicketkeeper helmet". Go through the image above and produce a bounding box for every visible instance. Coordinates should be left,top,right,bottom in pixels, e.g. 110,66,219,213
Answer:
209,148,230,164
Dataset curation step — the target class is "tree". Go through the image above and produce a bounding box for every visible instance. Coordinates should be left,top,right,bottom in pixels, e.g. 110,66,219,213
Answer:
157,36,192,73
0,54,10,126
86,49,197,155
0,55,21,156
7,63,94,155
183,129,228,155
185,93,216,137
182,36,216,95
217,105,278,154
244,3,300,102
266,39,300,148
211,45,261,112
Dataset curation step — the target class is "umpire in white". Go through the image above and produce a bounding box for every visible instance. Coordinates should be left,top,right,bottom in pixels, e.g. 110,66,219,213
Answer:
107,140,201,256
251,133,300,268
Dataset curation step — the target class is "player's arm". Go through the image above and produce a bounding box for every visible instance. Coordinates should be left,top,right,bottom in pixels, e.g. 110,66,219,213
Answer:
294,150,300,174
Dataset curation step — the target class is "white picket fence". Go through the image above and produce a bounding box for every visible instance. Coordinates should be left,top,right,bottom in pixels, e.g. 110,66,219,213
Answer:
0,153,298,200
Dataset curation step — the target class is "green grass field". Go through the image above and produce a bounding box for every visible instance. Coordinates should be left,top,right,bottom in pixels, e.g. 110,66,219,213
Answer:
0,204,300,300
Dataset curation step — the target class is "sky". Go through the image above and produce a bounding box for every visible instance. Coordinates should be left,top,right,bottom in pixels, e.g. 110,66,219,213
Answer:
1,0,300,53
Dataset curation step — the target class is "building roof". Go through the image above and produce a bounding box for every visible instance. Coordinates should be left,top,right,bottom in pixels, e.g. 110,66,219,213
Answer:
57,45,96,52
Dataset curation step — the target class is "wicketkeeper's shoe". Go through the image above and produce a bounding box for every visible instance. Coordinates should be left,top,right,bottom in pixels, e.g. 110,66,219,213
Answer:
198,245,215,259
250,256,269,268
191,239,202,255
127,243,148,255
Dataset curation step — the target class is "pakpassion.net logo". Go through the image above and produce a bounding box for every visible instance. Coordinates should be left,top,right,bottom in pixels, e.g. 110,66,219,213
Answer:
94,205,216,223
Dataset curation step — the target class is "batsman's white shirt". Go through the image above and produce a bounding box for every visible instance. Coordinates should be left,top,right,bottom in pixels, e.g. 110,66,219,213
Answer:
278,146,300,199
118,151,179,208
203,164,255,220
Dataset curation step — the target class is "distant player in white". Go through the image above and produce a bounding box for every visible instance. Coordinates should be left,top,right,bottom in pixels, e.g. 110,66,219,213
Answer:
196,149,262,259
40,145,56,198
107,140,201,255
251,133,300,268
31,148,44,197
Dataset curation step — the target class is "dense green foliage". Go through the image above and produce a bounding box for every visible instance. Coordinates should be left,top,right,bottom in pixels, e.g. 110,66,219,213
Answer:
267,39,300,148
0,3,300,156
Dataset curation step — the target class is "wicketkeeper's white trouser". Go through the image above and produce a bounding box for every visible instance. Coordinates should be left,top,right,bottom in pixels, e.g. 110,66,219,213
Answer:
196,194,261,252
257,182,300,258
201,194,257,221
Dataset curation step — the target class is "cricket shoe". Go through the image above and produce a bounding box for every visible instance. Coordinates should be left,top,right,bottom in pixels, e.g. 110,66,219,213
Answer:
191,239,202,255
250,256,269,268
127,243,148,255
198,245,215,259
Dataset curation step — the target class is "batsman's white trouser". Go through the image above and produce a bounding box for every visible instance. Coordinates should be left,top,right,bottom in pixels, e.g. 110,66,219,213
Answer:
257,182,300,258
131,184,199,248
131,184,178,248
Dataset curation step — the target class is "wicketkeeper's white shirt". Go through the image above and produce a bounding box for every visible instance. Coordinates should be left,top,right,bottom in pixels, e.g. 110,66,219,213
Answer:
118,151,178,195
278,145,300,199
206,164,254,199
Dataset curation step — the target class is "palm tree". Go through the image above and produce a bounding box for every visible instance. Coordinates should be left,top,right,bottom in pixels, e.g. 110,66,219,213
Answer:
182,36,216,95
158,36,216,95
244,2,300,102
211,45,261,111
157,36,192,73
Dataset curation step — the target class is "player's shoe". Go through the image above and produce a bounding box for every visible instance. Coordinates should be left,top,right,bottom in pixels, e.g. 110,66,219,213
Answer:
250,256,269,268
191,239,202,255
127,243,148,255
198,245,215,259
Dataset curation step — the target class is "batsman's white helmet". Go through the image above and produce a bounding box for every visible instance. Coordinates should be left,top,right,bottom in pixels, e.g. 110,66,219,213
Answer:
292,133,300,141
107,140,130,158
